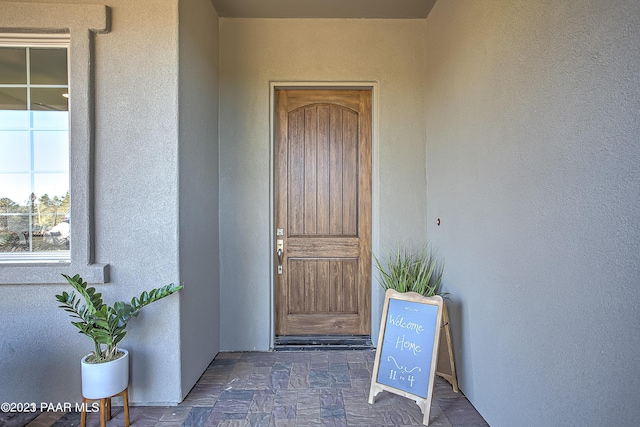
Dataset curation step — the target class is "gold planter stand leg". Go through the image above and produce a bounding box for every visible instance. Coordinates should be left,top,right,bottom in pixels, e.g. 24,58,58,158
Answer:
80,387,129,427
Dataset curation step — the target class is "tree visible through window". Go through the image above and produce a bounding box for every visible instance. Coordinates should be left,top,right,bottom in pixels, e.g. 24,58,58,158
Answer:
0,41,70,258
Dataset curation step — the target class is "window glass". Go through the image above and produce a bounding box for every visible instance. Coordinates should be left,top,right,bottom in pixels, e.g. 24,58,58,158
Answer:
32,110,68,129
30,48,68,85
0,110,29,127
0,87,27,110
0,45,69,257
31,88,68,111
0,174,30,205
0,47,27,84
0,131,30,170
33,130,69,170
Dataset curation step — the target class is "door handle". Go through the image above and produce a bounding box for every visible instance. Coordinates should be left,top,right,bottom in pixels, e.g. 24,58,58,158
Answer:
276,239,284,274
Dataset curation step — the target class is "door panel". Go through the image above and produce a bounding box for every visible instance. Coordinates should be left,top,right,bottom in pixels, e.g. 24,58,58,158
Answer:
275,89,372,336
286,258,358,314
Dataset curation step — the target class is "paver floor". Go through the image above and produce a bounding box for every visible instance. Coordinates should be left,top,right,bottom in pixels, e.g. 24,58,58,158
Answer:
2,351,488,426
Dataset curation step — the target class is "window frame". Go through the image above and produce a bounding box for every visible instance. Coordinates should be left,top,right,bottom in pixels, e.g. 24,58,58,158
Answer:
0,3,110,284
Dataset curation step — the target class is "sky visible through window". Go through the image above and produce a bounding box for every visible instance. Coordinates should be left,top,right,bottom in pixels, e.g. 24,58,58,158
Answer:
0,111,69,205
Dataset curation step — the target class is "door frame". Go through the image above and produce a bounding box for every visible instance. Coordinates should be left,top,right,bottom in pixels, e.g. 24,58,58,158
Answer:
268,81,382,349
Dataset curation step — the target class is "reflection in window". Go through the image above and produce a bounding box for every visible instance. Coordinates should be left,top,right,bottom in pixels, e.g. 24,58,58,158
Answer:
0,43,70,257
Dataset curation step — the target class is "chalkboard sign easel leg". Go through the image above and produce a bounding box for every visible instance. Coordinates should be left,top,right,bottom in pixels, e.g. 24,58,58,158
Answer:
367,387,380,404
419,399,431,426
435,301,459,393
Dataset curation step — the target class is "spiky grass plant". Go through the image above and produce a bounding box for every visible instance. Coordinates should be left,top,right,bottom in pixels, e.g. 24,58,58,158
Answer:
373,244,446,297
56,274,182,363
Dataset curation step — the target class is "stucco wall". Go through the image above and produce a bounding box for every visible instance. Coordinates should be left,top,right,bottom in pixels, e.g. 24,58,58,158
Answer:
178,0,221,398
0,0,184,405
218,18,429,350
91,0,182,405
425,1,640,425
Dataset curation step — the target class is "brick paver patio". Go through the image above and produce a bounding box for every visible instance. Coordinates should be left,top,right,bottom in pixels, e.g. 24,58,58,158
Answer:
2,350,488,426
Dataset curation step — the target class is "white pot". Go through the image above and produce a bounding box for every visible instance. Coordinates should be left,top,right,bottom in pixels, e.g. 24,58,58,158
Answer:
81,349,129,399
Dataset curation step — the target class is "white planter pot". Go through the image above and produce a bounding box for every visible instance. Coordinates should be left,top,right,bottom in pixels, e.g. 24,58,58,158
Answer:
81,349,129,399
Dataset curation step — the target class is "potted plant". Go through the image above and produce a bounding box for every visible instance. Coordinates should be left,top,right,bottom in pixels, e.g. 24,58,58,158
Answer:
55,273,182,399
373,243,446,297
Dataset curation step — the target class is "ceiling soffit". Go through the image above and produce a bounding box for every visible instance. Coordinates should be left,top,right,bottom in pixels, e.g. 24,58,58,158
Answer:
210,0,437,19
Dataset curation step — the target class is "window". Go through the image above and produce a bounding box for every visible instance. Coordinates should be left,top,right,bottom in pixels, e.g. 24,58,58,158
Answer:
0,37,70,262
0,2,109,284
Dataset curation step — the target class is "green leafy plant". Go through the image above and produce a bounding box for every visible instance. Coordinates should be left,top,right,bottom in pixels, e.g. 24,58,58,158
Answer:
55,273,183,363
373,244,446,297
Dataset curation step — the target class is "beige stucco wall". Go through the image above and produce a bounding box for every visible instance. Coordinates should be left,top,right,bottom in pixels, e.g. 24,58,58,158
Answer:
425,1,640,425
218,18,429,350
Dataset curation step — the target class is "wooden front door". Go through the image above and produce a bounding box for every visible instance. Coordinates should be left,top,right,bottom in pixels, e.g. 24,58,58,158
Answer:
275,89,372,336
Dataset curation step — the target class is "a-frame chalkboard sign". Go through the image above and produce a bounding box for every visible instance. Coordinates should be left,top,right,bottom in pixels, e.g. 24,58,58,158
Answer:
368,289,443,426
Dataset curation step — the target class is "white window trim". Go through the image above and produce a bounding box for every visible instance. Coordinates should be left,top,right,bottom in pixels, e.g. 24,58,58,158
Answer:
0,3,110,284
